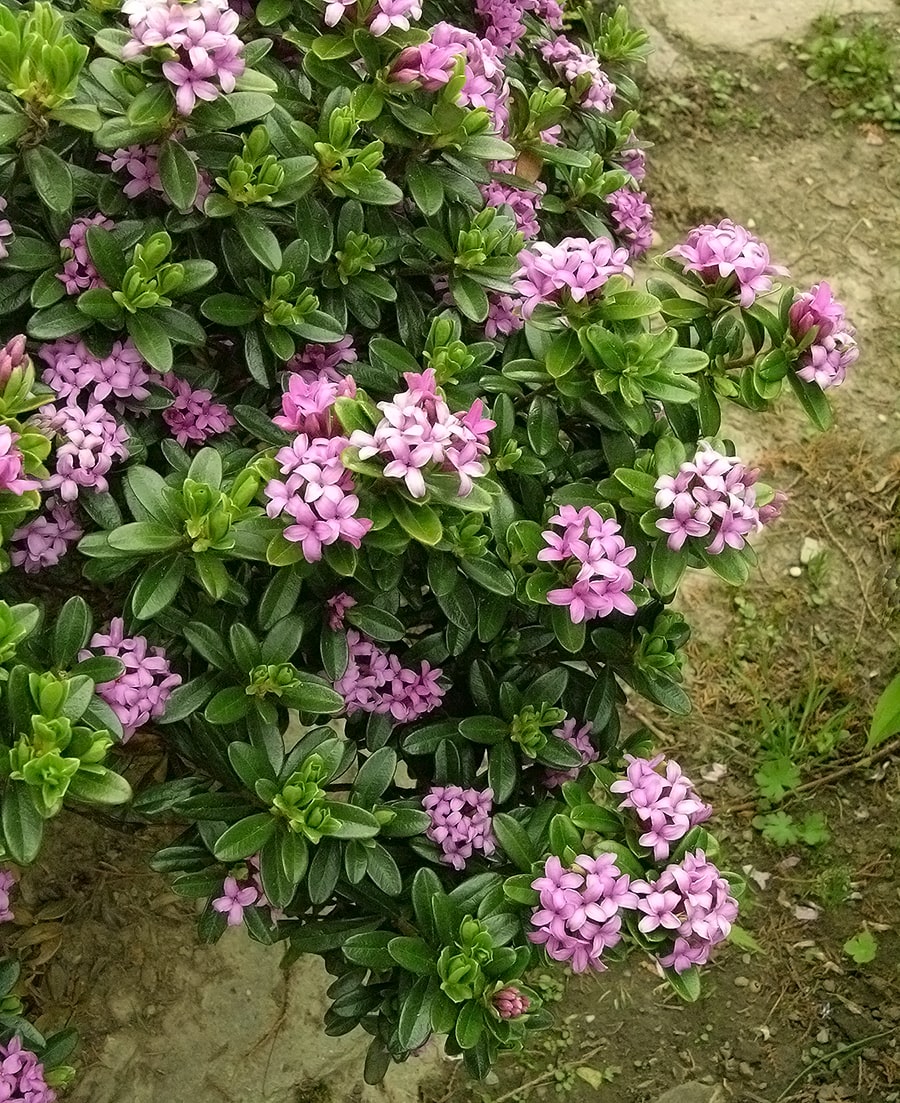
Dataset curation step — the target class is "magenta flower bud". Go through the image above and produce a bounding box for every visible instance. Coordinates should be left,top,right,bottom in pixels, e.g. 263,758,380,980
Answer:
430,22,510,133
389,43,460,90
492,986,530,1019
539,35,615,111
0,333,27,388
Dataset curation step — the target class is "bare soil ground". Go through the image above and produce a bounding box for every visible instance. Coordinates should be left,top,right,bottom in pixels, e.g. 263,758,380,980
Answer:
3,5,900,1103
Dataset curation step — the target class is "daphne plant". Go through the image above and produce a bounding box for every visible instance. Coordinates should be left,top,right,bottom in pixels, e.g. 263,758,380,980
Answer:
0,0,858,1089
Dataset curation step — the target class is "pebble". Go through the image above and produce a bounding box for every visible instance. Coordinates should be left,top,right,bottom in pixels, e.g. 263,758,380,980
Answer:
799,537,823,565
788,566,803,578
734,976,750,988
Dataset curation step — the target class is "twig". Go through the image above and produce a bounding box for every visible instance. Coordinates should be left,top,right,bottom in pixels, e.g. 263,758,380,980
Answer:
724,737,900,815
624,703,671,744
774,1030,892,1102
488,1041,607,1103
814,502,893,639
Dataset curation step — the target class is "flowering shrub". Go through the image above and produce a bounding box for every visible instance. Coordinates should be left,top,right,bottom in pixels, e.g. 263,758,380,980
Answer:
0,0,857,1087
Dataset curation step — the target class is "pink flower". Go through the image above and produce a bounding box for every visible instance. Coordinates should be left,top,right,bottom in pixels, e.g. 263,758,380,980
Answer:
481,169,545,240
41,402,129,500
390,42,460,90
667,219,788,308
430,22,510,133
543,717,599,788
423,785,495,870
485,293,524,338
40,337,150,406
0,1036,56,1103
0,196,12,260
213,875,259,926
0,425,39,495
539,35,615,111
789,282,858,390
654,445,782,554
80,618,182,741
513,236,633,317
161,372,234,445
334,629,445,722
529,853,637,973
610,754,712,862
325,591,356,629
607,187,654,259
287,336,357,380
10,497,83,573
57,213,115,294
368,0,422,36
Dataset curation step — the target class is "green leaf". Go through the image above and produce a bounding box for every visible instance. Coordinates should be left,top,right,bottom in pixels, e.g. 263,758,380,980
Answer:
843,930,877,965
392,497,442,546
281,679,343,714
155,673,217,723
650,541,687,597
67,767,132,806
753,756,801,802
213,813,277,861
354,747,397,802
459,556,515,597
398,976,434,1051
27,300,91,340
108,521,183,553
52,596,92,667
126,311,173,373
158,138,200,212
787,369,833,432
406,163,444,216
492,813,536,871
488,740,517,804
449,274,489,323
665,966,701,1002
526,395,559,456
868,671,900,748
24,146,73,213
1,782,44,865
343,930,394,969
455,1002,485,1050
205,686,252,724
388,936,434,974
201,293,261,326
345,604,405,643
235,210,283,271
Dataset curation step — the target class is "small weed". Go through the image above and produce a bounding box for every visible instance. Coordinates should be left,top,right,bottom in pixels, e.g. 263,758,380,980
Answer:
530,972,565,1004
806,549,831,606
797,15,900,129
813,865,853,909
843,929,878,964
752,809,831,847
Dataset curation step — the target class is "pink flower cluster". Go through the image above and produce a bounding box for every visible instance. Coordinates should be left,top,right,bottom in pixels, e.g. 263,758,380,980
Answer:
0,867,14,923
264,433,371,561
529,853,637,973
39,338,151,407
481,165,544,239
430,22,510,133
123,0,245,115
273,372,355,437
334,629,444,723
287,336,357,381
10,498,83,574
492,986,531,1019
58,213,115,295
654,445,783,555
475,0,563,54
610,754,712,862
485,293,524,339
0,196,12,260
543,717,599,788
160,372,234,446
0,426,39,496
607,187,654,259
348,368,494,499
0,334,27,388
512,236,633,317
666,219,788,308
634,851,738,973
80,617,182,741
423,785,496,870
538,506,637,625
788,281,859,390
325,0,421,36
539,35,616,112
39,402,129,501
325,590,356,630
0,1037,56,1103
213,856,280,926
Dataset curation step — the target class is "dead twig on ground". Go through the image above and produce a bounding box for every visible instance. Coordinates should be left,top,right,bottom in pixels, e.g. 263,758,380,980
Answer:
724,738,900,815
